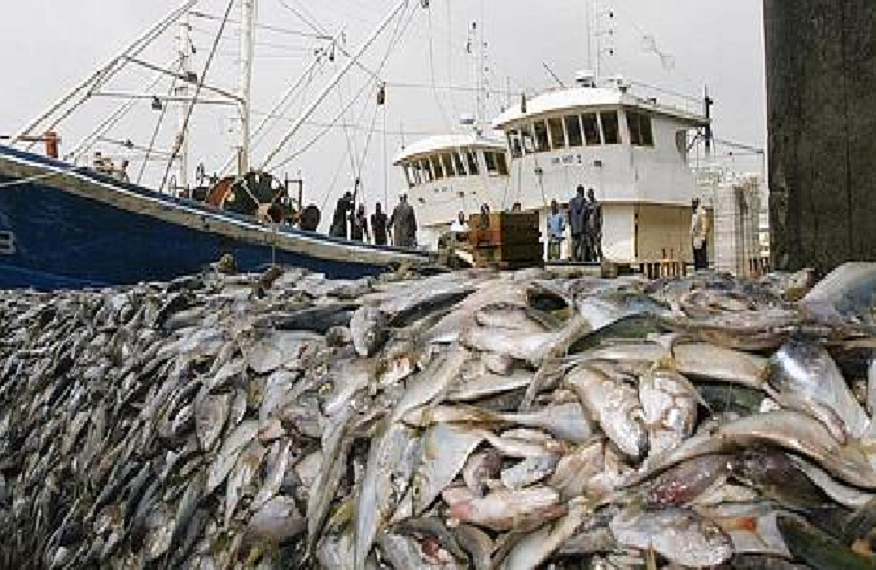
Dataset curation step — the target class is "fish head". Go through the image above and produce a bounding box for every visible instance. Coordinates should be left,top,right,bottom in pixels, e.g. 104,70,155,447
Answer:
350,307,389,358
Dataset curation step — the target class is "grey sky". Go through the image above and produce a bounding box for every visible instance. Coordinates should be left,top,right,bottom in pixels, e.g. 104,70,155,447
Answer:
0,0,765,216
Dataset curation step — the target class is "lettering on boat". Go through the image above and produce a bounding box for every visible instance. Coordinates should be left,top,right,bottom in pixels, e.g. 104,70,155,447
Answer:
0,231,15,255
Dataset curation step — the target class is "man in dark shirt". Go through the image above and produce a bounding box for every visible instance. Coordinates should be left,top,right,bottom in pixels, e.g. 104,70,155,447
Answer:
390,194,417,248
371,202,389,246
350,204,370,242
585,188,603,262
330,191,354,239
569,186,588,262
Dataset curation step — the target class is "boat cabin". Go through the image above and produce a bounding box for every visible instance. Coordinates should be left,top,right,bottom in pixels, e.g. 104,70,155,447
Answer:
492,74,710,264
394,133,510,250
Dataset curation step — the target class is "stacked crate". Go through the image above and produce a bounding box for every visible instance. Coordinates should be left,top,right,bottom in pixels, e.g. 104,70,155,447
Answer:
468,212,543,269
713,176,764,278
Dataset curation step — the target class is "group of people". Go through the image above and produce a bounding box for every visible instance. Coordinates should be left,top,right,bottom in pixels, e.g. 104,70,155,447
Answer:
547,185,603,262
329,191,418,248
92,152,130,183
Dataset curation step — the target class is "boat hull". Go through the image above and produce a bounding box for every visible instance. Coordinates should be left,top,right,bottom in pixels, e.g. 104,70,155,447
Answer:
0,146,429,290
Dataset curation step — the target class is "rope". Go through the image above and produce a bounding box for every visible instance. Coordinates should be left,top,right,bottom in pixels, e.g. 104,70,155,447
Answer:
138,64,180,185
159,0,235,193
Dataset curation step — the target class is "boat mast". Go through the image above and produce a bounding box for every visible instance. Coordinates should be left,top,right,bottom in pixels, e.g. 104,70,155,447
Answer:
177,14,193,192
239,0,257,175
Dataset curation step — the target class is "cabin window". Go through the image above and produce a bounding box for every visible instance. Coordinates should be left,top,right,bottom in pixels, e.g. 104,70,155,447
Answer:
582,113,601,145
431,155,444,179
521,127,535,154
453,152,467,176
496,153,509,176
601,111,621,145
548,117,566,150
533,121,550,153
421,159,434,182
640,114,654,146
410,163,422,185
507,130,523,158
565,115,583,147
627,111,642,146
627,111,655,147
484,151,498,173
442,153,455,177
467,150,481,174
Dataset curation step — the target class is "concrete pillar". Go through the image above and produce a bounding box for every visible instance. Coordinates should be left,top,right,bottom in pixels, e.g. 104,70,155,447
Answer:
764,0,876,274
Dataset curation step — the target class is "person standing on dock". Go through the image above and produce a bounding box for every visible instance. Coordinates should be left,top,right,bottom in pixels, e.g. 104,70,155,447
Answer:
691,197,710,270
450,211,470,233
330,191,354,239
586,188,603,262
391,194,417,248
547,200,566,261
569,186,588,262
351,204,370,243
371,202,389,246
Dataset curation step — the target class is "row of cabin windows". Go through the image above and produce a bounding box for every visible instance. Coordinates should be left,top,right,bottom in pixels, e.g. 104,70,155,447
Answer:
405,150,508,186
507,110,653,158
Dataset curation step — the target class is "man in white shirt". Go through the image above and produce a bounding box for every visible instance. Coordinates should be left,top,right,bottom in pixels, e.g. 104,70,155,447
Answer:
450,211,470,233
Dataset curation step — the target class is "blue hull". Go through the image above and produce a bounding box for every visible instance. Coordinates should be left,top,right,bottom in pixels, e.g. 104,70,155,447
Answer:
0,146,428,290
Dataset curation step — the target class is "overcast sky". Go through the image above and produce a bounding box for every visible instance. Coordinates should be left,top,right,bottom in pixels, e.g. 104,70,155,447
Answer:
0,0,765,216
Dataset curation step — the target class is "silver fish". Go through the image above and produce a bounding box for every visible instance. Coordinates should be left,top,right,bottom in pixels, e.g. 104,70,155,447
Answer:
767,341,870,439
246,495,305,543
639,368,699,457
610,507,733,567
500,455,560,490
354,423,419,570
414,424,484,515
194,393,231,452
447,486,566,532
206,420,259,494
566,365,649,460
673,342,769,390
350,306,390,358
501,500,590,570
548,439,606,501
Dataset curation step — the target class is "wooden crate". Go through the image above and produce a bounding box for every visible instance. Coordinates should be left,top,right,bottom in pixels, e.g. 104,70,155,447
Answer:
468,212,543,269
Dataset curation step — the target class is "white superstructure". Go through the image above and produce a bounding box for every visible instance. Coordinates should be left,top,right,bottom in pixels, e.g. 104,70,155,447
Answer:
397,73,710,263
393,132,511,250
492,74,709,263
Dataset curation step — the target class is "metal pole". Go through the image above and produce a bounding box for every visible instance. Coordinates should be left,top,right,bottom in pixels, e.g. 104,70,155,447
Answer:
177,14,193,192
260,0,411,172
9,0,198,147
218,41,327,176
239,0,257,175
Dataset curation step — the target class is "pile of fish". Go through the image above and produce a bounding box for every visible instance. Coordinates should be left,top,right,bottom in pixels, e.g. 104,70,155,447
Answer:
2,262,876,570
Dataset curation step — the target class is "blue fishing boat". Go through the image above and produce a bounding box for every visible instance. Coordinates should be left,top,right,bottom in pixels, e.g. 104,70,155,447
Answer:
0,145,429,290
0,0,429,290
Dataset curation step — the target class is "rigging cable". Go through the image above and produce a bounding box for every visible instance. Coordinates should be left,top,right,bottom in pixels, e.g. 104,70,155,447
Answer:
159,0,235,193
138,69,180,184
273,0,416,173
426,4,451,130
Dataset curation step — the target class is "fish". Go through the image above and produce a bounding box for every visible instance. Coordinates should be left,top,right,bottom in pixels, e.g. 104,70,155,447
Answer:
566,365,649,460
353,423,419,570
501,500,591,570
803,262,876,324
777,513,876,570
767,340,870,439
639,367,700,457
610,507,734,567
447,486,566,532
350,306,390,358
414,424,484,515
548,439,606,501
